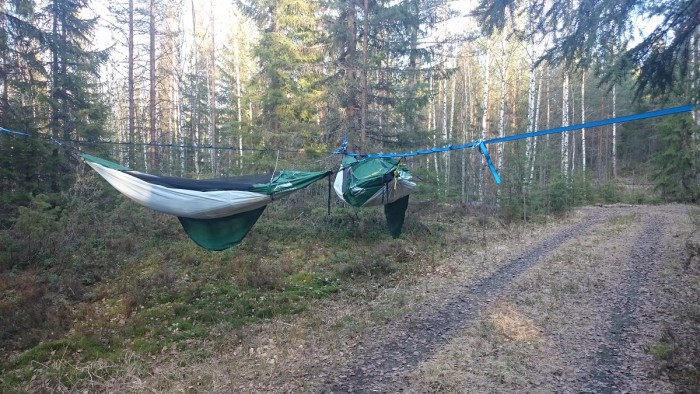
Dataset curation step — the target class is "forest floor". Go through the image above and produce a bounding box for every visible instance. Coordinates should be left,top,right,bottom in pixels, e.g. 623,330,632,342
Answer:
19,204,700,393
87,203,697,393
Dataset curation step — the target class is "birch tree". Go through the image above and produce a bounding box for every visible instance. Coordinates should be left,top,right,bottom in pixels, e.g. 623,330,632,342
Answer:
581,72,586,177
479,47,491,202
207,4,217,176
560,72,570,177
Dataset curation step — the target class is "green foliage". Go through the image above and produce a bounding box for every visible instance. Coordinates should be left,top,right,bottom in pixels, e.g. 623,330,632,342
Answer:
0,168,446,391
651,116,700,202
45,0,108,141
237,0,325,143
474,0,700,97
499,169,662,223
320,0,448,144
0,136,74,223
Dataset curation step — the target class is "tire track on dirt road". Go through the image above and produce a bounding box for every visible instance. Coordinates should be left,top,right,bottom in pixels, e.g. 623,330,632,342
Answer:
580,213,667,393
324,215,607,393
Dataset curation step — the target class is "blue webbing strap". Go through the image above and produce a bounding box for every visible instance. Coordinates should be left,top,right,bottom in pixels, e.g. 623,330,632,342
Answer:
50,136,65,147
335,104,695,160
483,104,695,145
478,141,501,184
0,127,31,137
334,134,348,154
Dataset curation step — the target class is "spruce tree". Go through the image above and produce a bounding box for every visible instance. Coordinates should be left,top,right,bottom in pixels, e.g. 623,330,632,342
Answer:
651,116,699,202
236,0,325,148
44,0,107,142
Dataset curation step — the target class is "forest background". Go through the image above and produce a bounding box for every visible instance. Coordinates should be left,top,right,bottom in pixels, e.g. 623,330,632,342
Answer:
0,0,698,390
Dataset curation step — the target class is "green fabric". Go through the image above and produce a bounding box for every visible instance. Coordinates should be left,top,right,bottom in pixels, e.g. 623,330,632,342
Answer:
384,195,409,238
81,153,132,171
178,206,267,251
341,157,397,207
250,170,331,196
340,157,410,207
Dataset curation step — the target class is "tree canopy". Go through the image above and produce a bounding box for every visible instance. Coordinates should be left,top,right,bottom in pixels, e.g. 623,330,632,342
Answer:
474,0,700,97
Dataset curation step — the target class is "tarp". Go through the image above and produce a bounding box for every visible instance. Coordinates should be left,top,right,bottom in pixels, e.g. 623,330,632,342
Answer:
82,154,330,250
334,156,416,237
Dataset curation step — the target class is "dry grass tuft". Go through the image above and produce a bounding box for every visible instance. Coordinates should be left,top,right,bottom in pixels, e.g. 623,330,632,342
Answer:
489,303,541,343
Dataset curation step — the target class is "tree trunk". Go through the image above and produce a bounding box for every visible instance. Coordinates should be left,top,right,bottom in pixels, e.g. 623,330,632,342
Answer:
529,70,542,182
431,76,439,179
561,73,570,177
692,31,699,126
149,0,157,171
497,30,506,176
191,0,200,174
345,0,357,141
447,72,456,194
441,72,448,192
612,84,617,178
462,57,473,204
360,0,368,143
525,46,536,173
479,49,491,202
0,4,6,125
128,0,135,166
233,10,243,168
50,1,59,139
208,4,217,176
581,72,586,178
571,78,576,175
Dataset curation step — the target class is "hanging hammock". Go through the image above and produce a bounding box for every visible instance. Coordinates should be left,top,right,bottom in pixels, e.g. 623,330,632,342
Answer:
82,154,331,250
333,156,417,237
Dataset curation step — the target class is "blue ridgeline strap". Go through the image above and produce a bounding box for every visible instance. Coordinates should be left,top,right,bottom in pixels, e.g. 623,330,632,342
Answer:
0,127,31,137
334,135,348,154
334,104,696,159
50,136,65,147
483,104,695,145
478,141,501,184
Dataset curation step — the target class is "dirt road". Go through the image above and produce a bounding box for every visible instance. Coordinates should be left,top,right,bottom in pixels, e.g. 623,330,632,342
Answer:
114,204,699,393
317,204,697,393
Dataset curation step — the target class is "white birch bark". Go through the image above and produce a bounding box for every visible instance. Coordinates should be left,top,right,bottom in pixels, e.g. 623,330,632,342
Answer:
233,10,243,168
191,0,200,174
561,73,570,177
525,48,536,169
529,71,542,182
692,31,698,125
479,49,491,202
612,84,617,178
462,55,476,204
459,59,471,204
581,72,586,177
497,30,506,174
208,4,217,176
430,75,438,177
446,73,456,193
571,78,576,175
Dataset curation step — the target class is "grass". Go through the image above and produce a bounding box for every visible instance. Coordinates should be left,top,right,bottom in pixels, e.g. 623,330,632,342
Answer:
650,342,673,360
646,208,700,392
0,174,455,392
0,172,683,392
